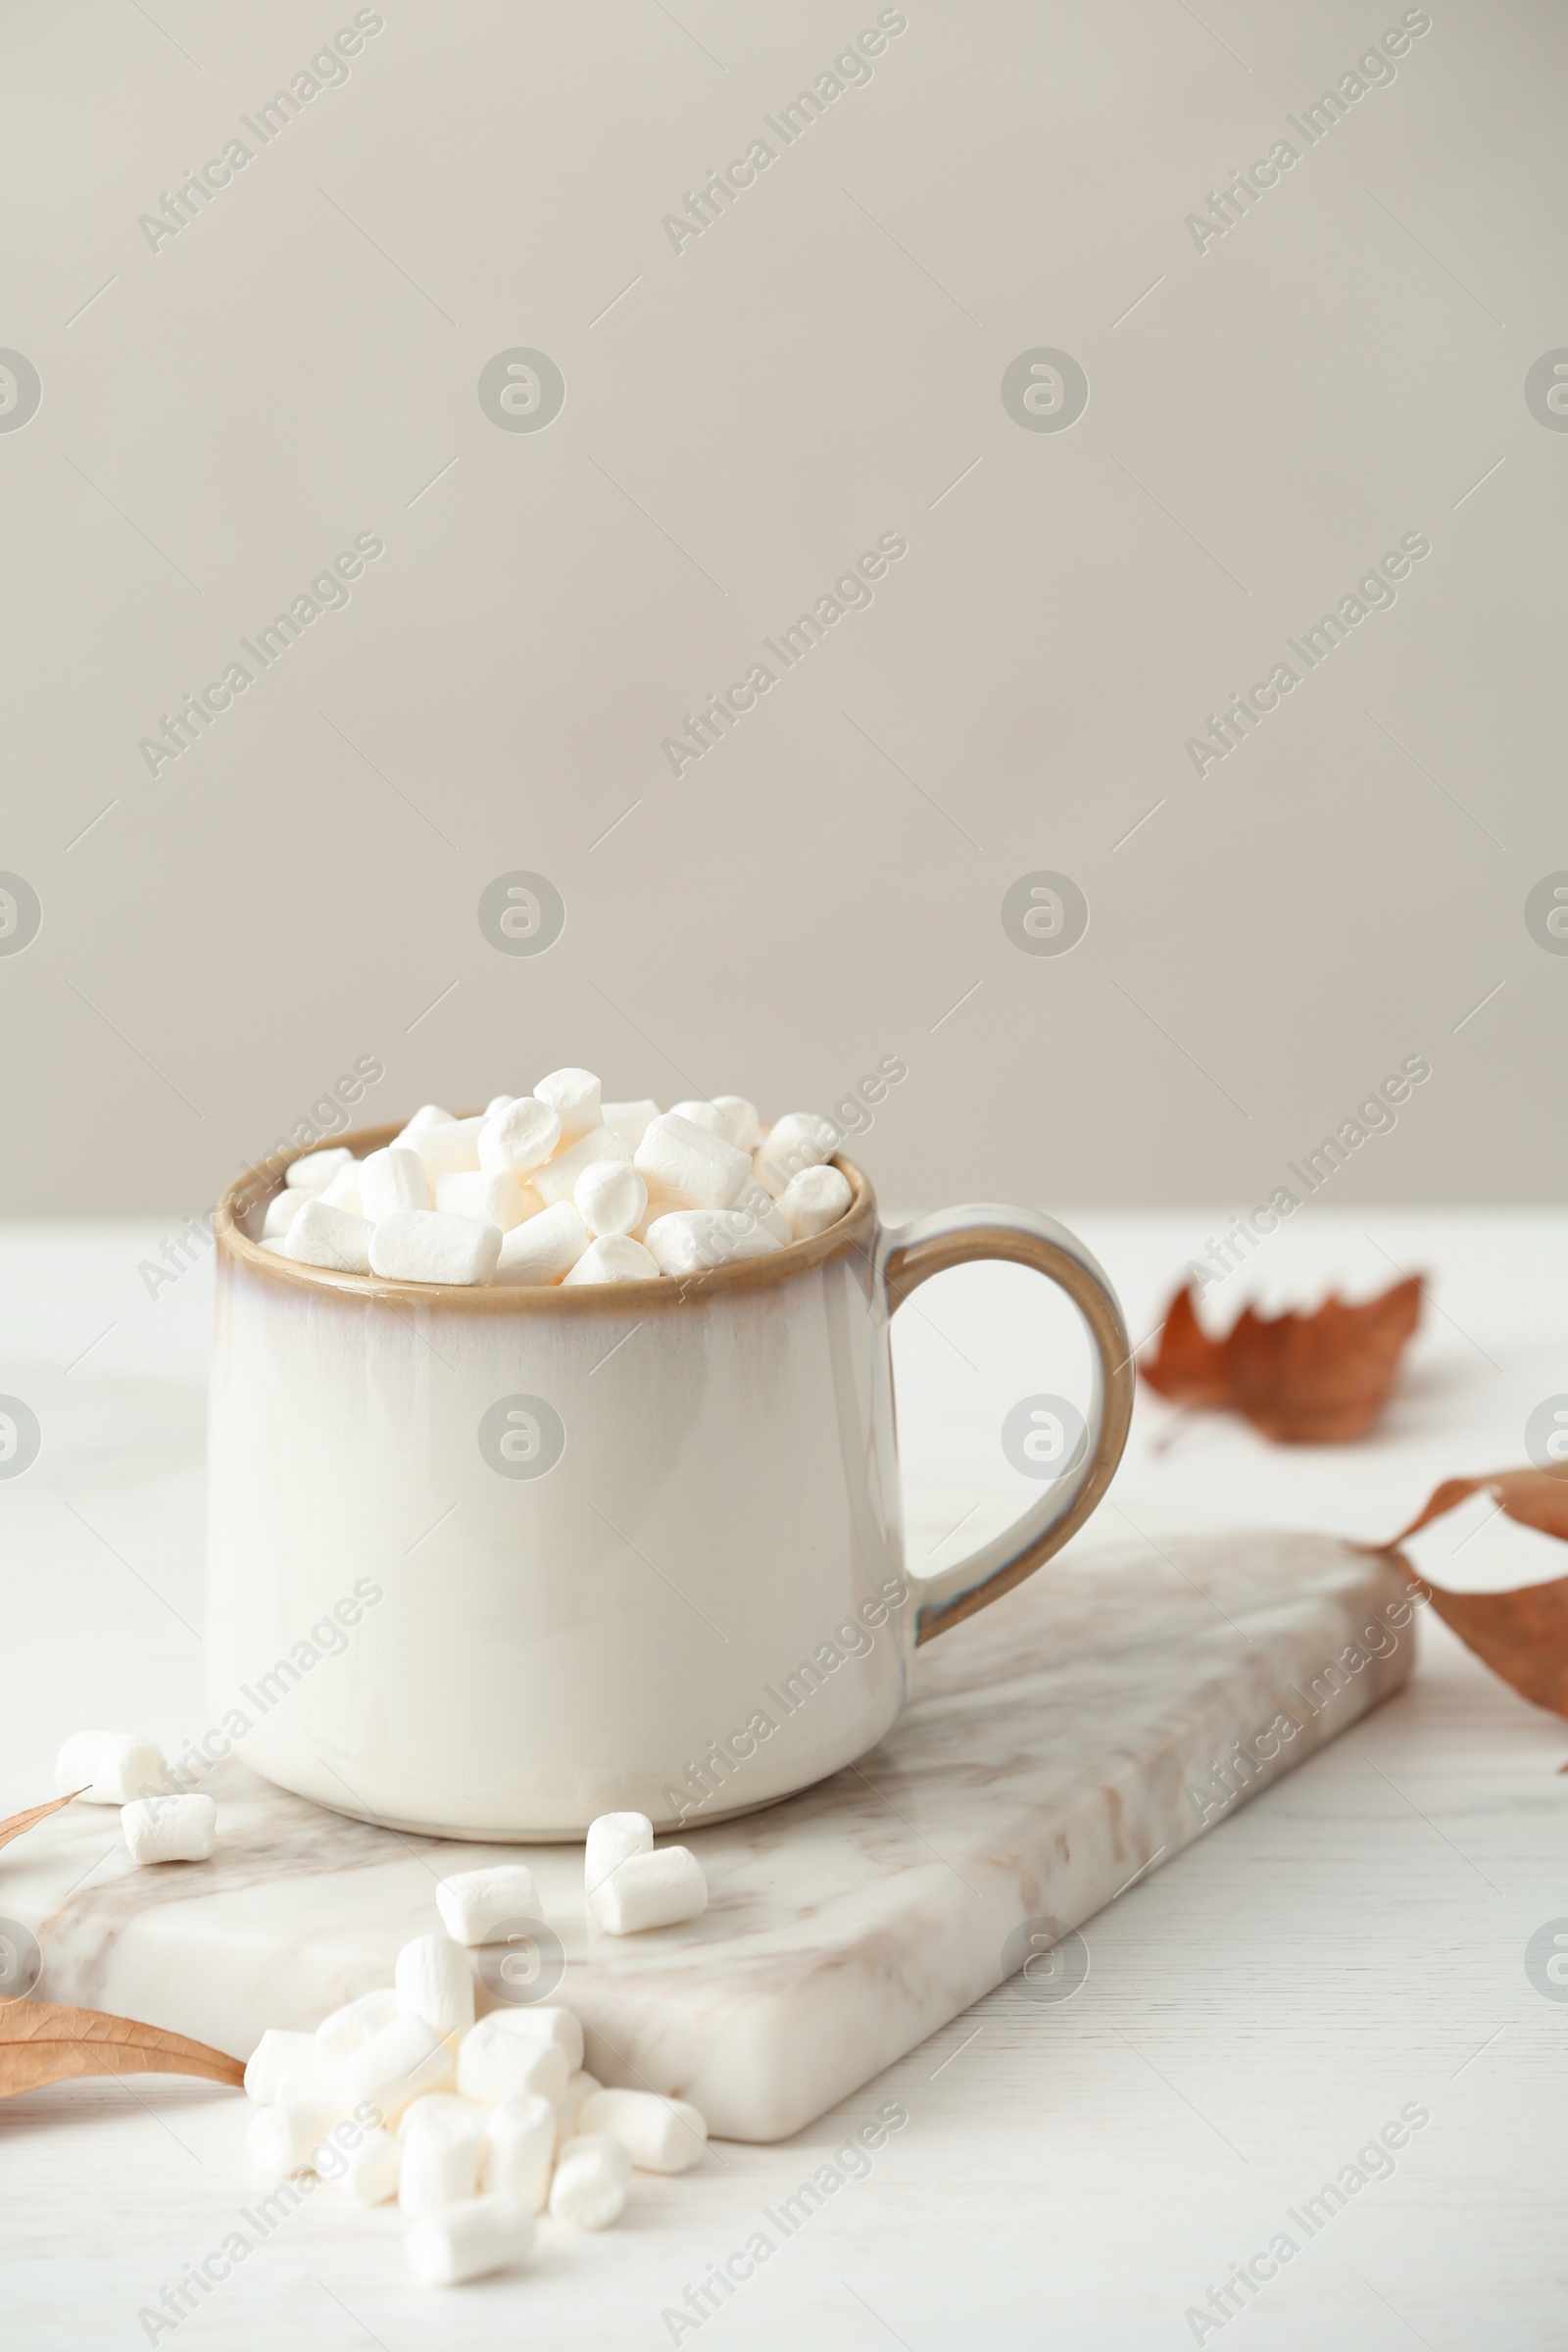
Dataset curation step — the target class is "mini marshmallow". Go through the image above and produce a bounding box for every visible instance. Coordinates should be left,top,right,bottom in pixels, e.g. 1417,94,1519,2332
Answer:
533,1126,631,1209
403,1103,455,1132
586,1812,653,1894
757,1111,839,1197
245,2029,318,2106
645,1209,782,1276
434,1866,543,1948
396,1934,475,2038
457,2017,568,2109
369,1210,502,1288
589,1846,708,1936
734,1178,793,1247
122,1793,217,1865
321,1160,363,1215
247,2097,343,2179
324,2125,401,2205
778,1162,853,1241
359,1146,432,1221
407,1114,486,1180
555,2070,603,2153
602,1099,661,1147
492,1201,590,1287
316,1988,400,2067
574,1159,648,1239
534,1067,602,1146
399,2097,486,2219
712,1096,761,1152
434,1169,540,1232
405,2193,535,2286
482,2093,556,2211
262,1189,306,1239
562,1236,661,1286
274,2058,353,2119
485,1094,514,1115
477,2004,584,2077
285,1145,353,1191
578,2086,708,2174
284,1199,373,1274
54,1728,166,1805
667,1100,732,1139
636,1114,751,1212
550,2133,631,2230
340,2016,457,2125
478,1097,561,1177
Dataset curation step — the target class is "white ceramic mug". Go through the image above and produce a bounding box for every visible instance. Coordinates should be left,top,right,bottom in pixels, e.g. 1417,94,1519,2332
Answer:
206,1125,1134,1838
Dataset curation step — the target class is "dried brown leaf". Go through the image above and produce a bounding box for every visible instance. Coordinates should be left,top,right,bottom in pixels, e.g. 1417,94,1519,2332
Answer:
1376,1466,1568,1718
0,2001,245,2100
0,1789,83,1854
1140,1275,1423,1443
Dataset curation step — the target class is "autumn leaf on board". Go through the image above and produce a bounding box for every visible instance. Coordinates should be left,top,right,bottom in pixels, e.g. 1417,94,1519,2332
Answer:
0,1789,84,1855
1140,1275,1423,1444
0,2002,246,2100
1376,1467,1568,1719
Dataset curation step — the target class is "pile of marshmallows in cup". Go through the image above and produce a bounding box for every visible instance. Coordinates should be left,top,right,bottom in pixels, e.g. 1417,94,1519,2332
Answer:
54,1732,711,2287
254,1069,854,1287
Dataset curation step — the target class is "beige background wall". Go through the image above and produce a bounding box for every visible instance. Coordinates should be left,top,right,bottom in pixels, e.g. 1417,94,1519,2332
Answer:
1,0,1561,1218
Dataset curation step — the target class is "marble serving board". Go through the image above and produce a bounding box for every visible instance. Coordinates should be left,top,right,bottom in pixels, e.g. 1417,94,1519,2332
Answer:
4,1529,1412,2142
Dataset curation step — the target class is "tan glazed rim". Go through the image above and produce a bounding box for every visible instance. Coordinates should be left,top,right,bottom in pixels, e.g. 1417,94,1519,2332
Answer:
216,1117,877,1314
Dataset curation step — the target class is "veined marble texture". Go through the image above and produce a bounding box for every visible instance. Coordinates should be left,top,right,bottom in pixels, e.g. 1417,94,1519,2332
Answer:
4,1530,1412,2142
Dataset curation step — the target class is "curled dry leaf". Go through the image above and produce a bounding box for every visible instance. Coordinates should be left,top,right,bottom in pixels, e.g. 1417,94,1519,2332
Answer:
1377,1467,1568,1719
0,2001,245,2100
0,1789,84,1854
1140,1275,1423,1444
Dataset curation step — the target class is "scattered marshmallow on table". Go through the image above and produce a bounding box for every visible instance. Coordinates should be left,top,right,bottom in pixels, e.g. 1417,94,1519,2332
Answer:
482,2093,556,2211
578,2087,708,2174
550,2133,632,2230
585,1810,653,1892
245,2028,318,2106
247,2097,344,2179
316,1986,400,2065
563,1236,660,1286
368,1209,501,1288
340,2015,456,2125
284,1198,373,1274
406,2194,535,2286
492,1201,590,1287
325,2126,402,2205
573,1157,647,1238
399,2097,487,2219
457,2016,567,2108
778,1162,854,1242
54,1727,166,1804
435,1865,542,1947
121,1792,217,1865
588,1839,708,1936
359,1145,431,1221
555,2070,603,2153
396,1933,475,2038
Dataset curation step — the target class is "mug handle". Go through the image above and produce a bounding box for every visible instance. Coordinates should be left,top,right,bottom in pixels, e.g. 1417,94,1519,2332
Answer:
877,1203,1136,1645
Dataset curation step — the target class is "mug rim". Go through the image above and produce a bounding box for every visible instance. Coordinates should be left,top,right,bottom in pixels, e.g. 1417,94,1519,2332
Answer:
215,1117,876,1312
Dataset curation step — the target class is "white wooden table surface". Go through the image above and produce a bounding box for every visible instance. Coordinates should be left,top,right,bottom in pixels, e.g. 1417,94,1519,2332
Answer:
2,1209,1565,2352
